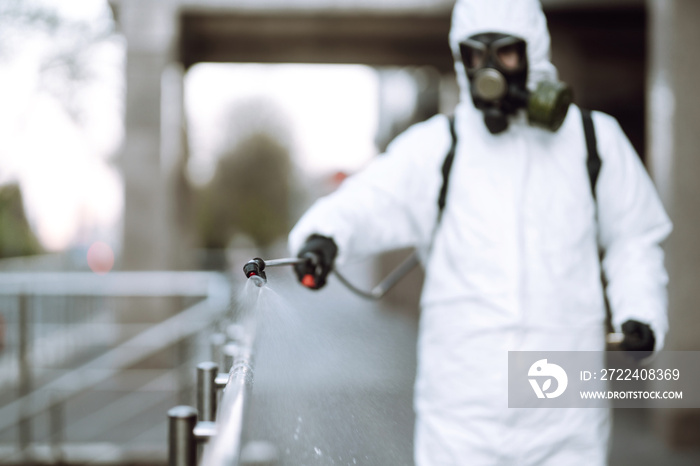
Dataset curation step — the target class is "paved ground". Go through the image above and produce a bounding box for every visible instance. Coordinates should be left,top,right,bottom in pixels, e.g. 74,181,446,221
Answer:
242,262,700,466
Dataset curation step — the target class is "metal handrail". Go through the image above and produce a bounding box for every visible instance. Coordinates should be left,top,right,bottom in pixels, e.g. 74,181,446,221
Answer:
0,271,231,435
199,347,254,466
0,271,228,297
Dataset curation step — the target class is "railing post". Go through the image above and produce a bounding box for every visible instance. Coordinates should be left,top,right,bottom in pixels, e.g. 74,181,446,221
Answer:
223,342,240,371
50,393,65,463
210,332,226,369
168,405,197,466
18,294,31,456
197,362,218,422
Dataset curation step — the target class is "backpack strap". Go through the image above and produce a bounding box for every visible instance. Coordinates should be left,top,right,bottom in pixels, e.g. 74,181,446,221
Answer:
437,115,458,220
581,109,601,199
437,110,600,214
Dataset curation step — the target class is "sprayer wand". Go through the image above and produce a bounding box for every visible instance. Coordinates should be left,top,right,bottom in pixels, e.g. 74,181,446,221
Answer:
243,256,309,282
243,252,420,300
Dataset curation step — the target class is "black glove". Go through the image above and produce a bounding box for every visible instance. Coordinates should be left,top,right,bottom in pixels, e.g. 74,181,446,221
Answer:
620,319,656,361
294,235,338,290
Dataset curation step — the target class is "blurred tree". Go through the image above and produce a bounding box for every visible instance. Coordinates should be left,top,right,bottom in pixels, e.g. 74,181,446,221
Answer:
0,184,42,258
196,98,294,258
0,0,117,123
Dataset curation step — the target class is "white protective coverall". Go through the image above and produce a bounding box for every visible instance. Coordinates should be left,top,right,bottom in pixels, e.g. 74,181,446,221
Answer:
288,0,672,464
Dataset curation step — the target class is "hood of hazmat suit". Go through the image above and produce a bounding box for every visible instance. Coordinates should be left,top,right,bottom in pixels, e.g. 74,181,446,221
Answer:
450,0,557,101
289,0,672,464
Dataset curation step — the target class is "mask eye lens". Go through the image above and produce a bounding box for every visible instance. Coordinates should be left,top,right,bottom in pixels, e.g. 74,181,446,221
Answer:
495,41,526,71
468,49,485,69
460,42,487,72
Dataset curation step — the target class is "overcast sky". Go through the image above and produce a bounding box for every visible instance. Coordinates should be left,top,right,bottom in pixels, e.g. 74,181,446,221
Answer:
0,0,123,251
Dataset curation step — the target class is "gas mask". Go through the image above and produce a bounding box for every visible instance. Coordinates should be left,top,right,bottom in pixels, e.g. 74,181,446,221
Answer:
459,32,573,134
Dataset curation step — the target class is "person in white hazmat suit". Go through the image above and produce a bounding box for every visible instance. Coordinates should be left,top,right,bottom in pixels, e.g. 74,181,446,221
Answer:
288,0,672,464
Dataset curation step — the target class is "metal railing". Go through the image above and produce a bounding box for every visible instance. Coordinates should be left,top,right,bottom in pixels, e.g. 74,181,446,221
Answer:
0,271,231,464
167,320,256,466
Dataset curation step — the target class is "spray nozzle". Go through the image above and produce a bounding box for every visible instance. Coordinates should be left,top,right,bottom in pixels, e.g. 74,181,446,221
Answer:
243,258,267,285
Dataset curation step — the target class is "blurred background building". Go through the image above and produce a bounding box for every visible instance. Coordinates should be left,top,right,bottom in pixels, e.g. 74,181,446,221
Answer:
0,0,699,464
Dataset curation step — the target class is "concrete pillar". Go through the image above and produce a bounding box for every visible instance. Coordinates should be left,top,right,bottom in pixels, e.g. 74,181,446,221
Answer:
120,0,185,270
648,0,700,352
647,0,700,448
